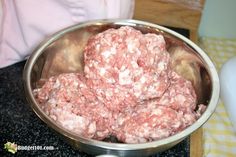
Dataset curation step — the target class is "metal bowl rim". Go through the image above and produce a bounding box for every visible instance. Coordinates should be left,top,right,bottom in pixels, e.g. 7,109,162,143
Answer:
23,19,220,150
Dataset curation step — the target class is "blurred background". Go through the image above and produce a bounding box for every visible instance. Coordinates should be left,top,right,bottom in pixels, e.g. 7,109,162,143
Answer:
134,0,236,156
199,0,236,38
199,0,236,156
0,0,235,156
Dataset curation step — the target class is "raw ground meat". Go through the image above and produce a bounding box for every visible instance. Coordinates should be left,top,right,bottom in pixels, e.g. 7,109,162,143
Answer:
34,26,206,143
34,73,112,140
114,71,198,143
84,26,170,104
85,78,138,112
115,105,184,143
156,71,197,112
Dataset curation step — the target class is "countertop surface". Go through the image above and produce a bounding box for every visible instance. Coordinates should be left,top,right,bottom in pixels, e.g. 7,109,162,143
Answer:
0,61,190,157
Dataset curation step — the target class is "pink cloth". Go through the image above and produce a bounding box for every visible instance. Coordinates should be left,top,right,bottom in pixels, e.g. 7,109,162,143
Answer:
0,0,134,68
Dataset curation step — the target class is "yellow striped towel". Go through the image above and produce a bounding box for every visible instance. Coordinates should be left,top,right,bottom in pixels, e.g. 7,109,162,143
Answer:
199,37,236,157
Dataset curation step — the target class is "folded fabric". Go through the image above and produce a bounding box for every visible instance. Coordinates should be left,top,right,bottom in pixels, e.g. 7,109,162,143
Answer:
0,0,134,68
200,37,236,157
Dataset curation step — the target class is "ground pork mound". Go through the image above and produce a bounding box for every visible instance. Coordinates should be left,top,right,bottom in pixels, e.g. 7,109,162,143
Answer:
84,26,170,103
34,73,112,140
34,26,205,143
114,71,198,143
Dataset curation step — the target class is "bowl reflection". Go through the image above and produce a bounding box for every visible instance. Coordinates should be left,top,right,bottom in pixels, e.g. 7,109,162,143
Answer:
23,19,219,157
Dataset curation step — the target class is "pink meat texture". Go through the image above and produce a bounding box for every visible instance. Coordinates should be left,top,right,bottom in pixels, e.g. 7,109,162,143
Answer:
34,26,205,143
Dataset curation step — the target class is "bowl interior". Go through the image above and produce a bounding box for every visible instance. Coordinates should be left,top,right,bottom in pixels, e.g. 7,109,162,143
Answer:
31,22,212,106
25,20,218,149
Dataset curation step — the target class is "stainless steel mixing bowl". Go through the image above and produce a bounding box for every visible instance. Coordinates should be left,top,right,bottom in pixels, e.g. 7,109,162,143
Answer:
23,19,220,157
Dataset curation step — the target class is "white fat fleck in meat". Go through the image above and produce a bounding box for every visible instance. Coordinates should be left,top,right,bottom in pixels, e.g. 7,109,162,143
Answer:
130,61,139,69
53,79,60,88
34,26,205,144
99,68,106,75
140,76,147,84
101,51,111,58
88,122,96,134
157,61,166,71
119,69,132,85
